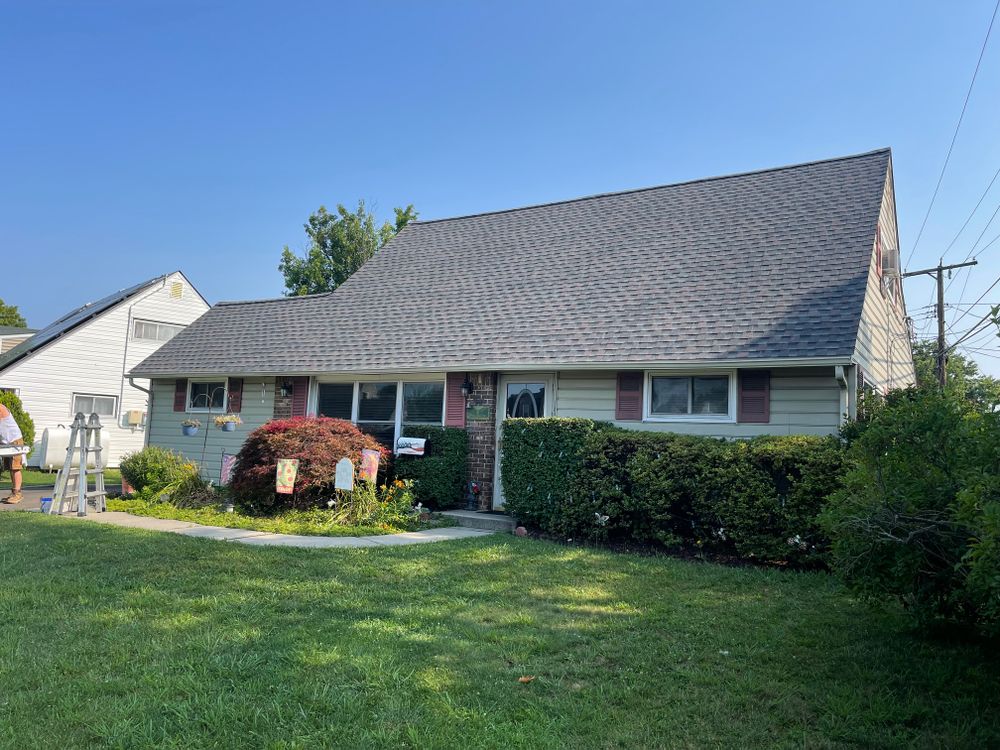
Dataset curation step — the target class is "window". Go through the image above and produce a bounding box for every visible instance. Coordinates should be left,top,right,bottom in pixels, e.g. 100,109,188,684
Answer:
133,319,184,342
648,374,732,420
72,393,118,417
357,382,397,447
402,382,444,425
188,380,226,411
314,378,445,451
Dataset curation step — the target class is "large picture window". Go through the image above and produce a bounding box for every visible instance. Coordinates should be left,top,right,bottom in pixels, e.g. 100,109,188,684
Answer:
315,379,445,450
648,373,733,420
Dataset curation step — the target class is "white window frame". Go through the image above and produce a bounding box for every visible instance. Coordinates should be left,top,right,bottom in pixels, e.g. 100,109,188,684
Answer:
187,378,229,413
71,392,119,418
132,318,185,342
311,374,446,452
643,370,737,424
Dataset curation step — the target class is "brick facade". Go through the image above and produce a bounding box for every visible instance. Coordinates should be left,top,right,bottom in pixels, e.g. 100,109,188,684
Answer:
272,386,293,419
465,371,498,510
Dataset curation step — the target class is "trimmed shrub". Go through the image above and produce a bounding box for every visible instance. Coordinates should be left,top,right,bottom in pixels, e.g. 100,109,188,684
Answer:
120,446,197,494
501,418,846,565
394,426,468,509
500,418,609,529
822,387,1000,634
0,390,34,450
231,417,386,512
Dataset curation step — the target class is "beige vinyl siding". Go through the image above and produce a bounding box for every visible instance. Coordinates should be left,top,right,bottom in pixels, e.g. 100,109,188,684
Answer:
555,367,843,437
854,166,915,391
147,377,275,483
0,335,32,353
0,272,209,465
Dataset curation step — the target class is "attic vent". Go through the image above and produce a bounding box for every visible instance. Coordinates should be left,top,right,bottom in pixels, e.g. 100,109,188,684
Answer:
170,282,183,299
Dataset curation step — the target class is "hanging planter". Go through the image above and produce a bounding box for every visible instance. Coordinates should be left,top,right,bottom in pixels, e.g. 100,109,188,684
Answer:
181,418,201,436
215,414,242,432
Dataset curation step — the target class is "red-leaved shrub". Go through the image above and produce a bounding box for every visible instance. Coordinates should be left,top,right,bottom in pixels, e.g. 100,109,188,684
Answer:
230,417,388,511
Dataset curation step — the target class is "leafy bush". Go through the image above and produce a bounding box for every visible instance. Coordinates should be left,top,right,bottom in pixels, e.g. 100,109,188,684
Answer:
500,418,608,529
822,387,1000,634
0,390,33,450
393,426,467,509
230,417,386,512
501,418,845,565
119,446,196,494
330,478,418,526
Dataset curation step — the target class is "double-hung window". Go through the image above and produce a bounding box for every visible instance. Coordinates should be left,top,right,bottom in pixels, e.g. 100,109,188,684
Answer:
647,372,734,421
356,382,398,447
188,380,227,411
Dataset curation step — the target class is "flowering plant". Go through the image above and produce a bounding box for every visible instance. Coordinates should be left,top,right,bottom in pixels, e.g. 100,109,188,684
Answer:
181,418,202,428
214,414,242,426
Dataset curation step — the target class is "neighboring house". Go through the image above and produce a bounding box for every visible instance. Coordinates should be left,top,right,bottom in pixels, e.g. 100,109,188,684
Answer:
0,272,209,467
0,326,37,353
130,149,915,508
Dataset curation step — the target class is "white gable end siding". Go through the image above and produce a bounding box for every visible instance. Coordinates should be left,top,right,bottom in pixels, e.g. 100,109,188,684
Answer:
853,170,915,392
0,273,208,466
555,367,842,437
146,377,275,483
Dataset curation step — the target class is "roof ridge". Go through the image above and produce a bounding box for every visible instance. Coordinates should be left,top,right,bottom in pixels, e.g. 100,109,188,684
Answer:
216,291,334,306
411,148,892,226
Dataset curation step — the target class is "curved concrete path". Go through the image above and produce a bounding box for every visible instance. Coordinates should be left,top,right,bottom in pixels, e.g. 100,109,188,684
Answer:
3,492,495,548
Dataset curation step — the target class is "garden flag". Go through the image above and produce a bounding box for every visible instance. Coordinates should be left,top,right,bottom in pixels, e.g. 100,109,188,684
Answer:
220,453,237,486
334,457,354,491
276,458,299,494
360,449,380,482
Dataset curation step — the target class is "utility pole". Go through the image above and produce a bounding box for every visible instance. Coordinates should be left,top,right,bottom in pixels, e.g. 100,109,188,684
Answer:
903,259,978,387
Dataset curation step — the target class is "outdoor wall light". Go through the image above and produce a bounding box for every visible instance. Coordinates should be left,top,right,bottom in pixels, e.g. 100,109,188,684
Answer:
461,375,474,399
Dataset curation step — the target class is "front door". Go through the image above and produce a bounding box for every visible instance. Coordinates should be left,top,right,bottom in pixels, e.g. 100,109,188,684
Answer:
493,375,553,509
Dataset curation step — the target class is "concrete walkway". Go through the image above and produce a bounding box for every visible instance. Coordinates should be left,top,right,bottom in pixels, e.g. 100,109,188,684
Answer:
2,491,497,548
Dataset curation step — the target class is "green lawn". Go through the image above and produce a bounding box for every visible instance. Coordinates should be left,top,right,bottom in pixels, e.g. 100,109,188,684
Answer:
0,467,121,488
1,514,998,748
106,497,456,537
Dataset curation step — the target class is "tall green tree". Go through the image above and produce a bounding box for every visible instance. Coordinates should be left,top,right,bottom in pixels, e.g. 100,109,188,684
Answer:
0,298,27,328
279,201,417,296
912,339,1000,410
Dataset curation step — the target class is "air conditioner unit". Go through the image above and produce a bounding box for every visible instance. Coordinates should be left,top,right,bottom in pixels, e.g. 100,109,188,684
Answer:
126,409,145,426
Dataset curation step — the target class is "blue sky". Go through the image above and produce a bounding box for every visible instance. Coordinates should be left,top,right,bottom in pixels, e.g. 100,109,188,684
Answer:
3,1,1000,373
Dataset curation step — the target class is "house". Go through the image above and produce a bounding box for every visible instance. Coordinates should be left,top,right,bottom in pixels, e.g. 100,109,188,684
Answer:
130,149,915,508
0,272,209,467
0,326,37,354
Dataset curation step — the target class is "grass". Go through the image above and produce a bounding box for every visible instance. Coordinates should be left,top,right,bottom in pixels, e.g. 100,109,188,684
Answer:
106,497,455,537
0,467,121,488
1,514,998,748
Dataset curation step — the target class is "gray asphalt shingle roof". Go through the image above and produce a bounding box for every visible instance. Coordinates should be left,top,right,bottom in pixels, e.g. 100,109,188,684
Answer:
131,149,891,377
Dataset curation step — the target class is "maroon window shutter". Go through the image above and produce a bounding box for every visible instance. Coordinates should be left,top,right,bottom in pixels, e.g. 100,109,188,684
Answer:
227,378,244,414
173,379,187,412
290,376,309,417
445,373,466,428
738,370,770,423
615,371,643,421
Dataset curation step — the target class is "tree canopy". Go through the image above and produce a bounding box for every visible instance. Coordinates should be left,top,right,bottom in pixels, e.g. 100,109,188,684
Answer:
0,298,27,328
912,339,1000,410
279,201,417,296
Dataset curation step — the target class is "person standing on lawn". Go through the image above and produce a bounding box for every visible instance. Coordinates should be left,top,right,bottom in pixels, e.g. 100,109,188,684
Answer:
0,402,24,504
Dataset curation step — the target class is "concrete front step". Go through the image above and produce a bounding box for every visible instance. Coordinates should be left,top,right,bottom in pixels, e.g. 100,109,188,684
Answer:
439,509,516,532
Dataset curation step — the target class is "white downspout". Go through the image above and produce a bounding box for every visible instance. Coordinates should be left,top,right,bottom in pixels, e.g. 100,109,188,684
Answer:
835,365,850,427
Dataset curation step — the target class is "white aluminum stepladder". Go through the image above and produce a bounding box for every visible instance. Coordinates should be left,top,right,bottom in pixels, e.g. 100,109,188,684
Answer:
50,412,107,516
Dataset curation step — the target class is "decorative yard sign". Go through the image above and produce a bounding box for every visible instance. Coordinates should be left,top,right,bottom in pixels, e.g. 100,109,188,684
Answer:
359,449,380,482
276,459,299,494
220,453,237,486
396,437,426,456
334,457,354,491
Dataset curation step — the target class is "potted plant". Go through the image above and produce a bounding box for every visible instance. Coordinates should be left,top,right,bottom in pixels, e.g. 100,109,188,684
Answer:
214,414,242,432
181,418,201,436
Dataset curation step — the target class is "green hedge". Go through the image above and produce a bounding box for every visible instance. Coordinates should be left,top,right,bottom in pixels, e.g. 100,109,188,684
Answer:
501,418,846,565
394,426,468,509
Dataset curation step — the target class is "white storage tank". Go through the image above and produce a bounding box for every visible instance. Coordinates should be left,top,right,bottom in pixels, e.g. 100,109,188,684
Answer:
36,426,111,470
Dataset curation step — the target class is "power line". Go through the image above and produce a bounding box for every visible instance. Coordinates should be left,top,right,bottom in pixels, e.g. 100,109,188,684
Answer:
949,272,1000,328
941,163,1000,258
905,0,1000,269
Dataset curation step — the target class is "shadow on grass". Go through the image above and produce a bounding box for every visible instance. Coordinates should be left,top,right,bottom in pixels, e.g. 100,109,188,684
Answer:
1,513,998,748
